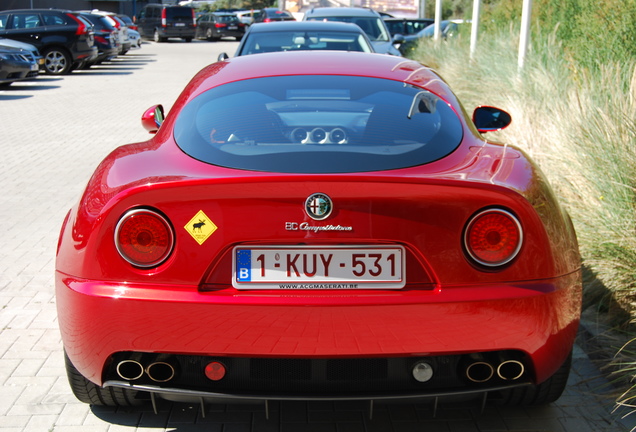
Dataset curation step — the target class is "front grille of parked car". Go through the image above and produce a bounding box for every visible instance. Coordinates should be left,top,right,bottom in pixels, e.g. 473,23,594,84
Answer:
104,350,532,397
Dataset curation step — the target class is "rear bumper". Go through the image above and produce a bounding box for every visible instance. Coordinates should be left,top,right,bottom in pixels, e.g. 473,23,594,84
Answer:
56,270,581,390
159,27,196,38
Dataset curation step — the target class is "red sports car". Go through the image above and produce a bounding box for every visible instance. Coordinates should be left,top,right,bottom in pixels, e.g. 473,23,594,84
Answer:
56,51,582,410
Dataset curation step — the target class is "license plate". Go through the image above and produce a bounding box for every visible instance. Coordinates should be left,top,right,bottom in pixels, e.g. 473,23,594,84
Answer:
233,246,405,289
31,64,38,71
175,23,185,27
228,26,237,30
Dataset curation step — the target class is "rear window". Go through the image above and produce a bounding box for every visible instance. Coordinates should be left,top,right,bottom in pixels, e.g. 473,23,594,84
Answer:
216,15,238,24
174,75,463,173
165,7,192,20
238,31,372,55
306,16,389,41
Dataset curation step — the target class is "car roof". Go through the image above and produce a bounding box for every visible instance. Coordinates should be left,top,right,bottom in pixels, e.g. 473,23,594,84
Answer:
1,9,70,13
305,7,381,18
247,21,365,33
187,52,455,105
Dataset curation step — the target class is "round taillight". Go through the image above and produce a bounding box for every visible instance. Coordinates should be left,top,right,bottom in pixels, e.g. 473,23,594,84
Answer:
115,209,174,268
464,209,522,267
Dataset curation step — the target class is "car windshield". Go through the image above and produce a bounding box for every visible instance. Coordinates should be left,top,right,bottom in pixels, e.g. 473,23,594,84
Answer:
238,31,372,54
306,16,389,42
174,75,462,173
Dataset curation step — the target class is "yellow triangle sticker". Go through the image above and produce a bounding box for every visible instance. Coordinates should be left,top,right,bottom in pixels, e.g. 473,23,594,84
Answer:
184,210,217,245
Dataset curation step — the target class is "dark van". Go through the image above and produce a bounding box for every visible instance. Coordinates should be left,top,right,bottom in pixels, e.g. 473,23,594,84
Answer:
137,5,196,42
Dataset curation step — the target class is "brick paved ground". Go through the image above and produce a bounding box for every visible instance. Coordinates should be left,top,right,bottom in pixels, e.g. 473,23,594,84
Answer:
0,40,633,432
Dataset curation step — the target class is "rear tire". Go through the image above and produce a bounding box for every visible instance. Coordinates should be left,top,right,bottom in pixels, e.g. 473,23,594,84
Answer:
498,351,572,405
64,350,144,406
153,29,166,43
42,47,72,75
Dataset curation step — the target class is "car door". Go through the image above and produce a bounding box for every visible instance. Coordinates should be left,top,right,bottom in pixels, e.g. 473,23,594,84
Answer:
136,7,152,38
0,12,45,49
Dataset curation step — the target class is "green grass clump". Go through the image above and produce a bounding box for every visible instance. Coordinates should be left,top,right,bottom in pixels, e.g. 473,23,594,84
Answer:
410,23,636,420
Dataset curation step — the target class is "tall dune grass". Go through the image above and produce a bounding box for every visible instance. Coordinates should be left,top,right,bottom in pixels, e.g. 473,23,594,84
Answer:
412,28,636,317
410,27,636,418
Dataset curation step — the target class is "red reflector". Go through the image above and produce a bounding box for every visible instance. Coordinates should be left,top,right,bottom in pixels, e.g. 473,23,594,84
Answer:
465,209,522,267
205,362,226,381
115,209,174,268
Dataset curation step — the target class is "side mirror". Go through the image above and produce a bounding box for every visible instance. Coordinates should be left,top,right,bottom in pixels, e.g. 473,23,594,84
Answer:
472,106,511,133
392,34,405,45
141,104,164,134
217,52,229,61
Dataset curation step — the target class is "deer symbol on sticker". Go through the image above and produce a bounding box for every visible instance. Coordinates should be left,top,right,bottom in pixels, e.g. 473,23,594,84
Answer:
185,211,217,245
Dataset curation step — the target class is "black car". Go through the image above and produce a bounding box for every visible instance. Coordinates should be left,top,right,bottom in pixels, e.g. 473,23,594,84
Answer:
137,4,196,42
225,21,375,58
0,9,97,75
0,45,39,86
78,13,120,66
383,17,434,36
253,8,296,23
398,20,465,56
303,7,401,55
196,12,245,41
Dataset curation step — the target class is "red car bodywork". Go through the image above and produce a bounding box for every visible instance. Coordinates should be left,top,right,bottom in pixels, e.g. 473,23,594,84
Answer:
56,52,581,404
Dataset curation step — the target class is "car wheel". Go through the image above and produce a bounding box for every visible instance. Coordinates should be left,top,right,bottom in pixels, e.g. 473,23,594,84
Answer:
42,47,72,75
498,351,572,406
206,28,213,41
184,37,193,43
235,36,242,41
153,29,166,43
64,350,144,406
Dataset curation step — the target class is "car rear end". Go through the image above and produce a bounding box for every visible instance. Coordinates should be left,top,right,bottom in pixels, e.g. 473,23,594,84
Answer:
214,14,245,40
79,14,120,64
159,6,196,41
56,53,581,405
64,12,98,67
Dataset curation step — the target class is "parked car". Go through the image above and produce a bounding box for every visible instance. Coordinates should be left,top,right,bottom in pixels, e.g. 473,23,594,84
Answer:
196,12,245,41
117,14,137,31
0,37,43,69
128,29,142,49
219,21,374,59
136,4,196,42
77,13,120,65
0,9,97,74
235,10,261,26
303,7,401,55
398,20,466,55
57,51,582,410
253,8,295,23
81,10,132,55
383,17,434,36
0,45,39,85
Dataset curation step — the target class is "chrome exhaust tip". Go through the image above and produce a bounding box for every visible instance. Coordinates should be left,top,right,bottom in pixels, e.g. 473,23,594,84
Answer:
466,361,494,383
146,361,176,383
497,360,525,381
116,360,144,381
